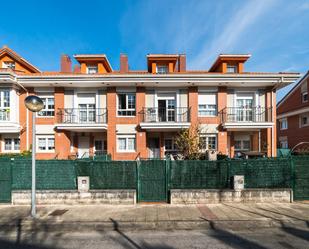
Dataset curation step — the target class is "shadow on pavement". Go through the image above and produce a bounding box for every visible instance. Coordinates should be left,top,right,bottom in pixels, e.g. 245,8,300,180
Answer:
281,226,309,242
0,217,58,249
109,218,175,249
199,217,270,249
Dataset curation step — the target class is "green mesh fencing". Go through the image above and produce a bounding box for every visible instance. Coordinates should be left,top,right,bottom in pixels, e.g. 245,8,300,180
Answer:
228,158,291,188
12,159,77,190
169,160,228,189
76,160,136,189
292,156,309,200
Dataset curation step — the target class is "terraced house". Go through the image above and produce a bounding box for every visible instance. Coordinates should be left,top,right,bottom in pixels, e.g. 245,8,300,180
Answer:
0,46,299,160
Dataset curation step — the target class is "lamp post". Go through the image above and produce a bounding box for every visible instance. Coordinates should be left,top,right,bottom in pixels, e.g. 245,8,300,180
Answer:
24,95,44,218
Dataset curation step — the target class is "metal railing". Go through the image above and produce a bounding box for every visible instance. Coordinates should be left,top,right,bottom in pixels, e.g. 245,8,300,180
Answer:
141,107,191,123
57,108,107,124
220,107,272,123
0,108,10,121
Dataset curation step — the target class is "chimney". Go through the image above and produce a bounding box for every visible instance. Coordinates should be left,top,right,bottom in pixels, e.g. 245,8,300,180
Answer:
120,54,129,73
178,54,186,73
73,64,81,73
61,54,72,73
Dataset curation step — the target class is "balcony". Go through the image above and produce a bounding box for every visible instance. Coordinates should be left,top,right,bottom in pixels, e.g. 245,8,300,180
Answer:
140,107,191,130
56,108,107,131
220,107,273,129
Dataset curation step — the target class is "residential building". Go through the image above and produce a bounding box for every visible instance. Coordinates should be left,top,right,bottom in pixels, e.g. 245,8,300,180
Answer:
277,71,309,150
0,46,300,160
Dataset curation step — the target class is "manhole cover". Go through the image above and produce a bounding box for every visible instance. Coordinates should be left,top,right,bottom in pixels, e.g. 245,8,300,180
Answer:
48,209,68,216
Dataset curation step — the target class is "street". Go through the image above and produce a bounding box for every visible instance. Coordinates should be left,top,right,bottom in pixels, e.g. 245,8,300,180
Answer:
0,227,308,249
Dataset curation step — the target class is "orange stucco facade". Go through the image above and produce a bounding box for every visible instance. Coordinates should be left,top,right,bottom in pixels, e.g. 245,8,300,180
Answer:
0,46,299,160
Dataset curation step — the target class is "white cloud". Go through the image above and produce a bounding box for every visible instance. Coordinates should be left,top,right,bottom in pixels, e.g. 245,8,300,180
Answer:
189,0,279,69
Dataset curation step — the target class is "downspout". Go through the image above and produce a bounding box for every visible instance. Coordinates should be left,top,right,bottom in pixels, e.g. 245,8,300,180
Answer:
270,77,284,157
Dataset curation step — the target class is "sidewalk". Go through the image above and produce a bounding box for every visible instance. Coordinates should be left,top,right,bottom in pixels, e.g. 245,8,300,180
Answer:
0,202,308,232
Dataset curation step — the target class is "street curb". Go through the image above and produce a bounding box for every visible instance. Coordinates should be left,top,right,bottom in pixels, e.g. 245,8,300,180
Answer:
0,219,307,232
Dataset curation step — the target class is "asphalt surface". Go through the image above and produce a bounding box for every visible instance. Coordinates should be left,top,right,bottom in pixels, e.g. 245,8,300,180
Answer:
0,227,308,249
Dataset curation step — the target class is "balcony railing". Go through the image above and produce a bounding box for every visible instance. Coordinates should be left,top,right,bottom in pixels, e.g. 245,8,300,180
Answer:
220,107,273,123
57,108,107,124
0,108,10,121
141,107,191,123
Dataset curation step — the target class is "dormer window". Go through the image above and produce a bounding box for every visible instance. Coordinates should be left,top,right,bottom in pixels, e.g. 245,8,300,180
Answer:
227,64,237,73
87,65,98,74
157,65,168,74
3,61,15,70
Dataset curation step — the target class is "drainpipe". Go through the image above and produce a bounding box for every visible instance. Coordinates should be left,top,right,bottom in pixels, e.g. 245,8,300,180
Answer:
258,130,261,152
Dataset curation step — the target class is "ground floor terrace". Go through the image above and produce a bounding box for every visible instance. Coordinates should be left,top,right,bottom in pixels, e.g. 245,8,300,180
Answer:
0,126,275,160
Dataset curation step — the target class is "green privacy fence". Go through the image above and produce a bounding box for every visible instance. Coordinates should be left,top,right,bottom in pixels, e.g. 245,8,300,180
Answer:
12,159,77,190
0,156,308,202
76,160,136,189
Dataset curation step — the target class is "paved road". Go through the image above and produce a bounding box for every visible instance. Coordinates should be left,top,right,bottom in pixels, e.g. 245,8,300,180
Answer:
0,227,308,249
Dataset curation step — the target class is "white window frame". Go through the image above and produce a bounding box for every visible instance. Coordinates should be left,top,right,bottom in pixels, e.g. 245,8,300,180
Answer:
37,135,55,153
279,118,288,130
37,94,55,117
234,140,251,151
302,91,308,103
198,92,217,117
300,113,309,127
200,134,217,151
3,137,20,152
0,89,10,121
2,61,15,70
87,64,98,74
156,65,168,74
117,134,136,152
164,138,177,152
227,64,237,73
117,93,136,117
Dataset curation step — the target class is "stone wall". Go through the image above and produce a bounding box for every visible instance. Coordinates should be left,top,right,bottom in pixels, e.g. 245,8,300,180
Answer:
12,190,136,205
170,189,292,204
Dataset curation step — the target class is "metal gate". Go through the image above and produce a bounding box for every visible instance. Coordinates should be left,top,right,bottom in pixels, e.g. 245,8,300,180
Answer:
293,157,309,200
0,161,12,203
137,160,168,202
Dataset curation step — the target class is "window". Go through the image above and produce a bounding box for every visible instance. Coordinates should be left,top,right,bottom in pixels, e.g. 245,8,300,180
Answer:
200,135,217,150
117,135,136,152
164,138,177,151
118,93,136,116
3,138,20,151
2,61,15,70
37,96,55,117
156,65,168,74
302,92,308,103
235,140,251,151
279,118,288,130
227,65,237,73
198,92,217,116
37,136,55,152
87,65,98,74
0,89,10,121
300,114,309,127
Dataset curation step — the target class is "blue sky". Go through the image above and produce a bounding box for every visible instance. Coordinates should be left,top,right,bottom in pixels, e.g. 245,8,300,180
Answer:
1,0,309,101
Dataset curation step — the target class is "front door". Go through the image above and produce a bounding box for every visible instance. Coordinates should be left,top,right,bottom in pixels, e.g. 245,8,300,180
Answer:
147,138,160,158
78,136,90,158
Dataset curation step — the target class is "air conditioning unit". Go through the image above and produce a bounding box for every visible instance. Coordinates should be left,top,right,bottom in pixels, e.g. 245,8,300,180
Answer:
207,150,217,161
